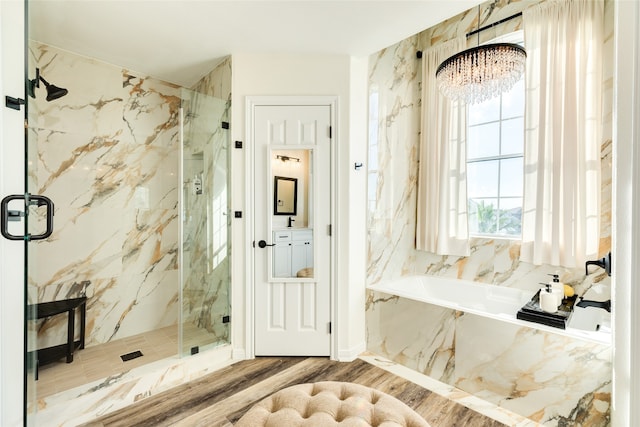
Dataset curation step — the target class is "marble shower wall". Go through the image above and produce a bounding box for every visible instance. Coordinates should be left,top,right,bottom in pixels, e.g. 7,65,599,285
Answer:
192,56,232,104
28,42,181,348
366,1,613,425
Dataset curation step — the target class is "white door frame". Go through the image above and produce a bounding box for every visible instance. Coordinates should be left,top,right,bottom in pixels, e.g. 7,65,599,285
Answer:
244,95,338,360
1,1,27,425
612,1,640,425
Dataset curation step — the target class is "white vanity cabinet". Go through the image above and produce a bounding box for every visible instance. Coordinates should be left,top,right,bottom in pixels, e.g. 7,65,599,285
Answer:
273,229,313,277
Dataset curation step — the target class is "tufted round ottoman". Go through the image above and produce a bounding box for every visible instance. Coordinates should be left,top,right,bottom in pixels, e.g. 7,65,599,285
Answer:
296,267,314,278
235,381,430,427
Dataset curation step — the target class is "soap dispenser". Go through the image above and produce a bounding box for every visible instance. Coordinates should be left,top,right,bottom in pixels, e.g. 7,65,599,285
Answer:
540,284,557,313
549,274,564,306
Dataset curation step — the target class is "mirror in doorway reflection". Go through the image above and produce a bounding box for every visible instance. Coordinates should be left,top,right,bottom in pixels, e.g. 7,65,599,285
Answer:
274,176,298,215
271,149,314,279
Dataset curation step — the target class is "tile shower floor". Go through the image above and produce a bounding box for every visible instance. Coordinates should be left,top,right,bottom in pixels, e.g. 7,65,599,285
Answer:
36,324,220,398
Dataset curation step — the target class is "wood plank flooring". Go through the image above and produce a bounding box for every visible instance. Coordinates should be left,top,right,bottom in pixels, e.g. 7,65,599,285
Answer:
81,357,508,427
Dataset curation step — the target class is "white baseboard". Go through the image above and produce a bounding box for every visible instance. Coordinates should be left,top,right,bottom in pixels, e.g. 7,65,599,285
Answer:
336,341,367,362
232,348,248,360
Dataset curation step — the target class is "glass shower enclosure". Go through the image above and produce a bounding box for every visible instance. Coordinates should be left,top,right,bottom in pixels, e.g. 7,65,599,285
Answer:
179,89,231,356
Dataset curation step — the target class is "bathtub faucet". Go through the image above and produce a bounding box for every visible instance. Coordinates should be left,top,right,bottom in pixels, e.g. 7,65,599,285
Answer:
585,252,612,276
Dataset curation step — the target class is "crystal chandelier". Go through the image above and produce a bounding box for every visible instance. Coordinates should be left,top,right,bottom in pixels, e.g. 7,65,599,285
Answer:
436,8,526,104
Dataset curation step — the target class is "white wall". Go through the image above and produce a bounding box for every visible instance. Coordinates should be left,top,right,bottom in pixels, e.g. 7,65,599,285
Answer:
613,0,640,425
230,53,367,360
346,56,368,359
0,1,26,425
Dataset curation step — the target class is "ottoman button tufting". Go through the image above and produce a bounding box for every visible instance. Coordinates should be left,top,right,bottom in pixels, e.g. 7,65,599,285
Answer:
235,381,430,427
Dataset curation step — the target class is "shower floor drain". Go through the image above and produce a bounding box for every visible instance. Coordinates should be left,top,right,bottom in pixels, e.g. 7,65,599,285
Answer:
120,350,143,362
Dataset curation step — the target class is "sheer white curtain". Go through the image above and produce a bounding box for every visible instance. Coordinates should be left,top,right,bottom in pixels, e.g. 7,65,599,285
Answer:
521,0,603,267
416,36,469,256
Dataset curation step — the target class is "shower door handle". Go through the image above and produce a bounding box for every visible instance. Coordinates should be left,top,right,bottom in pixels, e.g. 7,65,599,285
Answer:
1,194,54,241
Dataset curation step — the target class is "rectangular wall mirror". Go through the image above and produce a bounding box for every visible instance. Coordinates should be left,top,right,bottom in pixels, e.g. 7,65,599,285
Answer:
274,176,298,215
270,149,314,279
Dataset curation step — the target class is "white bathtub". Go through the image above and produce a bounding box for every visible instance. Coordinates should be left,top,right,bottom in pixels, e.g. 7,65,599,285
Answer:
368,275,611,345
368,275,531,320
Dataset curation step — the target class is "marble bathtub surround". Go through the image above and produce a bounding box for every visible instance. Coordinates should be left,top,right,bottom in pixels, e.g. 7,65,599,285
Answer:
366,0,613,425
368,275,610,346
366,292,612,426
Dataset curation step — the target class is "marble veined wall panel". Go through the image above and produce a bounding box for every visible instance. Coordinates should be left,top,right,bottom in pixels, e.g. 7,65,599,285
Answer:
455,314,611,426
28,42,181,348
366,291,456,384
192,56,232,103
367,33,433,282
367,292,611,426
366,0,613,425
367,0,613,290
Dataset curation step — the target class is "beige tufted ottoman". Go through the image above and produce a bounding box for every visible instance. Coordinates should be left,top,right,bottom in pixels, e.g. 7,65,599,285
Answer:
296,267,314,278
235,381,430,427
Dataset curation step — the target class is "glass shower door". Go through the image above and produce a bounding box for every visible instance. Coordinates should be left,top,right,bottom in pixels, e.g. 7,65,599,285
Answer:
179,89,231,356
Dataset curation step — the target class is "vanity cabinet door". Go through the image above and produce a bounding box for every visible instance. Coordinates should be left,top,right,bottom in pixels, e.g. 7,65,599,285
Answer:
291,230,313,276
273,231,292,277
273,243,292,277
291,240,308,276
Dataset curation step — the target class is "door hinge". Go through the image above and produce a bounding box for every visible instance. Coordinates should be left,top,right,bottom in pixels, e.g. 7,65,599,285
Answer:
327,224,332,236
328,322,332,334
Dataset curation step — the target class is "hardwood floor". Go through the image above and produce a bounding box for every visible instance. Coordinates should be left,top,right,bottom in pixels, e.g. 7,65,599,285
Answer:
80,357,508,427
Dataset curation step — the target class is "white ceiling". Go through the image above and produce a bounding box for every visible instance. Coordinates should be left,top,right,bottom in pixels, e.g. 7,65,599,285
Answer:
29,0,481,87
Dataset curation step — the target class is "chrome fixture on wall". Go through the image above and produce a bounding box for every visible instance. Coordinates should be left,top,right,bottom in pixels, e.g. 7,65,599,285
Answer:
28,68,69,101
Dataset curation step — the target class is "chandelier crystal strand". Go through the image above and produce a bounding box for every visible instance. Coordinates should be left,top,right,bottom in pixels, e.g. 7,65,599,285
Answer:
436,43,526,104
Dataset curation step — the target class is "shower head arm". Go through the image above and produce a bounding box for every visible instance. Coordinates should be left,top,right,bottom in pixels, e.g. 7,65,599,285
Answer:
38,75,51,88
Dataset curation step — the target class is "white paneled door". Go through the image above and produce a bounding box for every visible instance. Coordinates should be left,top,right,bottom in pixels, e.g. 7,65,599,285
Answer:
252,103,332,356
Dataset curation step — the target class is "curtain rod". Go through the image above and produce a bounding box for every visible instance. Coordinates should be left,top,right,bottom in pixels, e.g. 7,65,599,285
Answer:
466,11,523,38
416,11,523,58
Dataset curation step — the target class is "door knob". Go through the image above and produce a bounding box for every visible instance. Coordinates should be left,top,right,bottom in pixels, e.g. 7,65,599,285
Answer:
257,240,275,248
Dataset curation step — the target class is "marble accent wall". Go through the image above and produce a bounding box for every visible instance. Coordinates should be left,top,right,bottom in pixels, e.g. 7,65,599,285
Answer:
192,56,232,103
28,42,181,348
366,1,613,425
367,295,612,425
